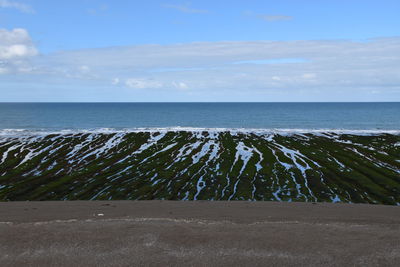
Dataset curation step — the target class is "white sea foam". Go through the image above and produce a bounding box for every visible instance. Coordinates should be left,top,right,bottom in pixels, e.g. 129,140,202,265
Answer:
1,127,400,137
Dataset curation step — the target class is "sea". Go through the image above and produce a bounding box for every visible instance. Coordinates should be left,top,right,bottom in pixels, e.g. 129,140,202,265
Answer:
0,102,399,133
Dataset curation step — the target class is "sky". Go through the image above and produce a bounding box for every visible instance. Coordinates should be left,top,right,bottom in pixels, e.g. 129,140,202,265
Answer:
0,0,400,102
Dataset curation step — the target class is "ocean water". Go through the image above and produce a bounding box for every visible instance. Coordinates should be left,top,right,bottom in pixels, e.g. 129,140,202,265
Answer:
0,102,399,132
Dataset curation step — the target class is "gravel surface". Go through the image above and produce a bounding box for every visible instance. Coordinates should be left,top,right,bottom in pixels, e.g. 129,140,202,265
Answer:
1,201,399,266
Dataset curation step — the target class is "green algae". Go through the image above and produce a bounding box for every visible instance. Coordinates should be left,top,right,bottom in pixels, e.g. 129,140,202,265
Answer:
0,131,399,204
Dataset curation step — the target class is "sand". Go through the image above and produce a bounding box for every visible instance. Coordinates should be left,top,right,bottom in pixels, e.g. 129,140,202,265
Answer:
1,201,399,266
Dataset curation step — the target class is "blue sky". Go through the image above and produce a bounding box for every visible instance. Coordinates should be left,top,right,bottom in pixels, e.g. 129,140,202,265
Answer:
1,0,400,101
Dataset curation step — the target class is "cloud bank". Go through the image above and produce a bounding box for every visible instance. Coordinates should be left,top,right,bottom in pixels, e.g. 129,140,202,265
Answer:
1,28,400,101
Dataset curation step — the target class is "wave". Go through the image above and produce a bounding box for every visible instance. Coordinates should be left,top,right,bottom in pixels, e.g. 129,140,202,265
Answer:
1,127,400,137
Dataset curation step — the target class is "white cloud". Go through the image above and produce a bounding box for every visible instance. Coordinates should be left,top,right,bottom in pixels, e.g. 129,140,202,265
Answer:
0,28,34,48
172,81,189,90
245,11,292,22
112,77,120,85
0,29,37,59
125,78,163,89
302,73,316,79
0,44,32,59
259,15,293,22
162,4,208,14
78,65,90,73
87,4,108,15
0,0,34,13
0,28,38,74
0,66,8,74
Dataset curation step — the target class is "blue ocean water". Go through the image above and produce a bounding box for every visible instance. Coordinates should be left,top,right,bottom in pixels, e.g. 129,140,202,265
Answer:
0,103,399,131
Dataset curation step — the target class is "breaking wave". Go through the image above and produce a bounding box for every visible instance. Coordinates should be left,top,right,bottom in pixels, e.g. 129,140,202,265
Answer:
1,127,400,137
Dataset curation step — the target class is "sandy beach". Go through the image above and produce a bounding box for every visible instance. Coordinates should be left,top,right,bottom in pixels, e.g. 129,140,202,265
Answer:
1,201,399,266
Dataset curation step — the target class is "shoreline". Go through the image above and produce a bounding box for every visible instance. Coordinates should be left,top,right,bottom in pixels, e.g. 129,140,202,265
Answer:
1,200,399,223
1,127,400,137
